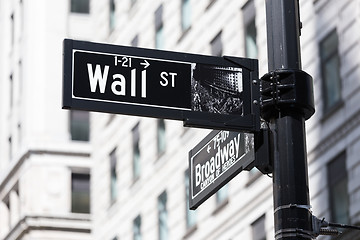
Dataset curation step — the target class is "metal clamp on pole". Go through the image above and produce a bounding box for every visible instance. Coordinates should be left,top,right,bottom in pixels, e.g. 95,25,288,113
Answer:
273,201,314,239
275,228,314,240
260,69,315,121
274,204,312,214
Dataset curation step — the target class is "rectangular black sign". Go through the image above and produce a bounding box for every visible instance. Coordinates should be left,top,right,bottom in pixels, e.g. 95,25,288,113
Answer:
63,39,260,131
189,130,255,210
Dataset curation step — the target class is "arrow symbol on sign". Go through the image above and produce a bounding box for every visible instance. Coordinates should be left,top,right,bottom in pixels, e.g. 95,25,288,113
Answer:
207,145,211,153
140,60,150,69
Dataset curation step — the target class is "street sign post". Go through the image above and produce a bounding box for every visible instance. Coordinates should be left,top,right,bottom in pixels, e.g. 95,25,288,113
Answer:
189,130,255,210
264,0,315,239
63,39,260,132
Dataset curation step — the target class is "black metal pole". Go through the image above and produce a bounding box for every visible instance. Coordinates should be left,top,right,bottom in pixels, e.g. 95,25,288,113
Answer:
264,0,314,239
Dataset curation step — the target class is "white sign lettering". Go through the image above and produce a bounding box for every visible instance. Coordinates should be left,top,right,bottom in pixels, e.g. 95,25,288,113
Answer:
160,71,177,87
87,63,147,98
87,64,109,93
195,132,242,189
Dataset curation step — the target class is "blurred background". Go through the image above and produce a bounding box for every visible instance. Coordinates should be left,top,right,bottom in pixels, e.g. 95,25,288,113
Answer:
0,0,359,239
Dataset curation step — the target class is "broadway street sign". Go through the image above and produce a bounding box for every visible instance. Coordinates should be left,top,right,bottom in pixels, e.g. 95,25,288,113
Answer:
189,130,255,209
63,39,260,131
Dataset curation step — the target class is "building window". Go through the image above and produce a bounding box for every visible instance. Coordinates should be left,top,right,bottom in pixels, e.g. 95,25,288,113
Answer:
252,214,266,240
110,148,118,204
70,110,90,141
320,29,342,114
185,170,196,228
3,198,11,229
18,123,21,146
157,119,166,155
20,0,24,34
11,13,14,46
328,152,349,224
132,123,141,180
131,35,139,47
131,0,137,8
8,136,12,161
155,26,164,49
211,31,222,57
71,173,90,213
245,19,257,58
242,0,257,58
133,215,142,240
216,184,228,205
10,74,13,108
18,60,23,101
109,0,116,31
155,4,164,49
158,191,168,240
9,187,20,226
70,0,90,14
181,0,191,31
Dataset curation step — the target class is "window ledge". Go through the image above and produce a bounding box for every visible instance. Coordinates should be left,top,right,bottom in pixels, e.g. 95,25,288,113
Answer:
131,176,140,187
321,100,344,123
212,198,229,215
155,151,166,162
178,27,191,43
109,200,117,209
206,0,217,10
69,12,91,16
183,224,198,239
245,171,263,187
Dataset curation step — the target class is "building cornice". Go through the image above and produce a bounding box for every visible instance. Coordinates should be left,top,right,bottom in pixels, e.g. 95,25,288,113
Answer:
0,148,91,193
3,214,91,240
308,109,360,164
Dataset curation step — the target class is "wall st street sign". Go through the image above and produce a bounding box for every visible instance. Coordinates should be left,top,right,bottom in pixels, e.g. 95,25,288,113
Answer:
63,39,260,131
189,130,255,210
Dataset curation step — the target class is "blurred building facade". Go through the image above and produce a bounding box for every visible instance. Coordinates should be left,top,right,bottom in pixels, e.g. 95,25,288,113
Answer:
0,0,94,239
90,0,360,240
1,0,360,240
